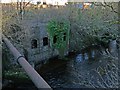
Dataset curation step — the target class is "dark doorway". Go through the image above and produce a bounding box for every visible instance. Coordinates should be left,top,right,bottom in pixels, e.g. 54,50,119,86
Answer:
43,37,48,46
53,35,57,44
63,33,66,41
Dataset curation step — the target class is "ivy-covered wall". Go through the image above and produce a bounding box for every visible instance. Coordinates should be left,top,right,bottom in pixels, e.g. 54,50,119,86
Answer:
47,20,70,57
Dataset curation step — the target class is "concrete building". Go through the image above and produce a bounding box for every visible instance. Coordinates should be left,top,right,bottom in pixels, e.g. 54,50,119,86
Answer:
20,15,70,65
22,22,69,64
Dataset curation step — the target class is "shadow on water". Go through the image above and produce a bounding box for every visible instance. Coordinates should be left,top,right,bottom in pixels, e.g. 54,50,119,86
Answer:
36,40,119,88
2,40,118,89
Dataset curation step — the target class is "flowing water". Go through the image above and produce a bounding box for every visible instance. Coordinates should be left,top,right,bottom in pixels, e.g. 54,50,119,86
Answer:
36,43,119,88
3,41,119,89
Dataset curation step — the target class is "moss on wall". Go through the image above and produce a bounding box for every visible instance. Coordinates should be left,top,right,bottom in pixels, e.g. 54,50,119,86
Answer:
47,20,70,57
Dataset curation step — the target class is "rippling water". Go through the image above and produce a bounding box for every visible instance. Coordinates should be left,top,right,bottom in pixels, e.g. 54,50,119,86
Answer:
2,41,119,89
37,44,118,88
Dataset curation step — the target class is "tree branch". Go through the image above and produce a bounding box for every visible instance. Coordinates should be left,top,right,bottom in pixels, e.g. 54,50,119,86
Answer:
92,2,119,14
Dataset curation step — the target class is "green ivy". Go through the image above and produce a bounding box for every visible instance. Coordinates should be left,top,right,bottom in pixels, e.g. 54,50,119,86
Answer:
47,20,70,58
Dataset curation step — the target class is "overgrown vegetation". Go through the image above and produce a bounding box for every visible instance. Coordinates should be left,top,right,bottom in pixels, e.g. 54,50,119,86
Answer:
47,20,70,57
4,68,29,80
2,2,119,88
69,2,119,52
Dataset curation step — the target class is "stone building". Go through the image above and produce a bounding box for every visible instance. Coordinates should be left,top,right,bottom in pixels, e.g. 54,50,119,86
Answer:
20,10,70,64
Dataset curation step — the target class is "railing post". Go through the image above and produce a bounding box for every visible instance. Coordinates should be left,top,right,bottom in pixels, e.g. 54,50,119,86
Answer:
2,35,52,89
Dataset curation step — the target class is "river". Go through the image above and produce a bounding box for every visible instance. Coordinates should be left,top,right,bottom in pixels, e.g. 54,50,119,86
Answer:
36,43,119,88
2,41,119,89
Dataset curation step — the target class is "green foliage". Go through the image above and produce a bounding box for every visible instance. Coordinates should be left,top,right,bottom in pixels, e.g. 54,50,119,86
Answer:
2,47,11,70
4,70,29,80
3,64,29,80
71,4,119,50
47,20,70,57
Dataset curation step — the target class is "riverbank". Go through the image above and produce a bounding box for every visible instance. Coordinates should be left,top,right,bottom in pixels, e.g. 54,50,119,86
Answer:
2,42,119,89
36,44,118,88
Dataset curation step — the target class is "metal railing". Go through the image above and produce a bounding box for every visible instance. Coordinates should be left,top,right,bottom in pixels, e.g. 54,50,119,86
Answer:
2,34,52,89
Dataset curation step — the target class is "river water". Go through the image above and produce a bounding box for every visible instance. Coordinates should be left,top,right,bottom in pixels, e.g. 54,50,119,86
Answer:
36,43,119,88
3,41,119,89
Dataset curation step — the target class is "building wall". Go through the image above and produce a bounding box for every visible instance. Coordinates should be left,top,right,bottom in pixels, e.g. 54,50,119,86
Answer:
22,21,60,64
19,6,70,64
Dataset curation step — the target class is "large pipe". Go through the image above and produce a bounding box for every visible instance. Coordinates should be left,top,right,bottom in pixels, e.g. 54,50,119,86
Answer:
2,35,52,89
